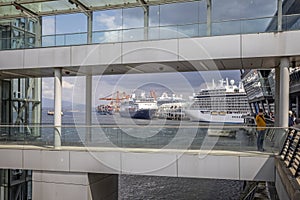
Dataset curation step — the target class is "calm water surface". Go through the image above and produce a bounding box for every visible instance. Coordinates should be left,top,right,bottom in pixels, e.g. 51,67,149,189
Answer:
42,110,247,200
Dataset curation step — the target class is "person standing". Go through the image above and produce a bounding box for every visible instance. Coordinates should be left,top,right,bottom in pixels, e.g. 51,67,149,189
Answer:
288,111,295,127
255,109,266,151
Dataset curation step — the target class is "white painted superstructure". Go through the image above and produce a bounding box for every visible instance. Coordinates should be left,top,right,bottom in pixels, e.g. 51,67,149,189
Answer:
185,78,250,123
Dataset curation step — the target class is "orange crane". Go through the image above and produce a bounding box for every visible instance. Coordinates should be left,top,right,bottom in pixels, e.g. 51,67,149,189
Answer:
150,90,157,100
99,91,129,112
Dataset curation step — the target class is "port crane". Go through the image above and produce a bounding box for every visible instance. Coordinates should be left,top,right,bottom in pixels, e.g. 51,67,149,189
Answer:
98,91,130,112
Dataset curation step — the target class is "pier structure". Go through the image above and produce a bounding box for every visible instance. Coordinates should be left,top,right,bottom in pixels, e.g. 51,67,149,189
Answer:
0,0,300,199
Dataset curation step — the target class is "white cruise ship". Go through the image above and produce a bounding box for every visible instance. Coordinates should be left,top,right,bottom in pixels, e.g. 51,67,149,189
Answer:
185,78,250,124
119,92,158,119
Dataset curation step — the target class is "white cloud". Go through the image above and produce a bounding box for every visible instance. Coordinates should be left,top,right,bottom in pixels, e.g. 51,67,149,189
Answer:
43,90,54,99
94,13,123,42
62,80,74,89
96,13,122,30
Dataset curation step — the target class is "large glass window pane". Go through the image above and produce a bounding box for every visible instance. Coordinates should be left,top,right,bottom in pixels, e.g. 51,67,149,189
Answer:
42,36,55,47
242,17,277,34
283,1,300,15
56,13,87,34
93,9,122,31
92,30,121,43
159,26,178,39
55,35,65,46
123,7,144,28
199,0,207,23
65,33,87,45
160,2,198,26
149,6,159,27
123,28,144,41
42,16,55,35
148,27,160,40
178,24,199,38
283,15,300,31
212,20,241,36
28,20,35,33
212,0,277,21
199,23,207,37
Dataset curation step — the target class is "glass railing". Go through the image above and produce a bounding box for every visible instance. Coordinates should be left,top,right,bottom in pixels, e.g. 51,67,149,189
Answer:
0,124,289,154
42,32,87,47
283,14,300,31
40,16,279,48
2,15,300,50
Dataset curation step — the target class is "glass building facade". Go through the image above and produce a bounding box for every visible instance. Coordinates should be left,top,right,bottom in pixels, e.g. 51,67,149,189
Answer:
0,17,40,200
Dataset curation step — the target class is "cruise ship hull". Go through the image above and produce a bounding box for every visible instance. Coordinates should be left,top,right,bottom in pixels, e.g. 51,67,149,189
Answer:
185,110,245,124
119,109,157,119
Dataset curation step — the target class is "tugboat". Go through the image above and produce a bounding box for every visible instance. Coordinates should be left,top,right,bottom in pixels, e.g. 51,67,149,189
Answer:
47,110,64,116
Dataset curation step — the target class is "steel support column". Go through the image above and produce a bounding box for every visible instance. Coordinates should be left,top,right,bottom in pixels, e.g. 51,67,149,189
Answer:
138,0,149,40
54,68,62,148
278,0,282,32
279,58,289,127
87,12,93,44
207,0,212,36
85,75,92,142
35,17,42,47
275,67,280,127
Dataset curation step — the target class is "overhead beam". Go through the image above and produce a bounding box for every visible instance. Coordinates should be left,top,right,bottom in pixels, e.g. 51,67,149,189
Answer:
0,0,197,20
0,0,57,6
68,0,90,16
13,2,38,18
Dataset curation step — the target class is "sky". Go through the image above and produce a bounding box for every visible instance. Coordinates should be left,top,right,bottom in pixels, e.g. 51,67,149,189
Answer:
40,1,277,108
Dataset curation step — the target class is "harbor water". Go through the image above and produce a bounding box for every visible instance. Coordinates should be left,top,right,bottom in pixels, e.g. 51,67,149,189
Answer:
41,110,254,199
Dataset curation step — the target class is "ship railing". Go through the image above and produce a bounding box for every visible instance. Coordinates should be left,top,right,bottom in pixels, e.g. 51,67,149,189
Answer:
0,124,288,154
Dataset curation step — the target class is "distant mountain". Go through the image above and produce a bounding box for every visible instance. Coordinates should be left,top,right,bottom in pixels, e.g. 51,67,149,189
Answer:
42,98,86,111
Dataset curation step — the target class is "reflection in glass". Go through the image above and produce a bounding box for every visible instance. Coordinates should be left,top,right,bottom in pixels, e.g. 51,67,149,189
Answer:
212,20,241,36
42,36,55,47
148,27,160,40
93,30,121,43
199,0,207,23
93,9,122,31
149,6,159,27
55,35,65,46
65,33,87,45
160,2,199,26
42,16,55,35
283,14,300,31
199,23,207,37
123,28,144,42
177,24,199,38
123,7,144,29
212,0,277,21
56,13,87,34
242,17,276,34
159,26,178,40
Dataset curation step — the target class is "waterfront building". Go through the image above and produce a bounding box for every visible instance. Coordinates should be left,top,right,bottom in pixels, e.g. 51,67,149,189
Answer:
0,0,300,199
